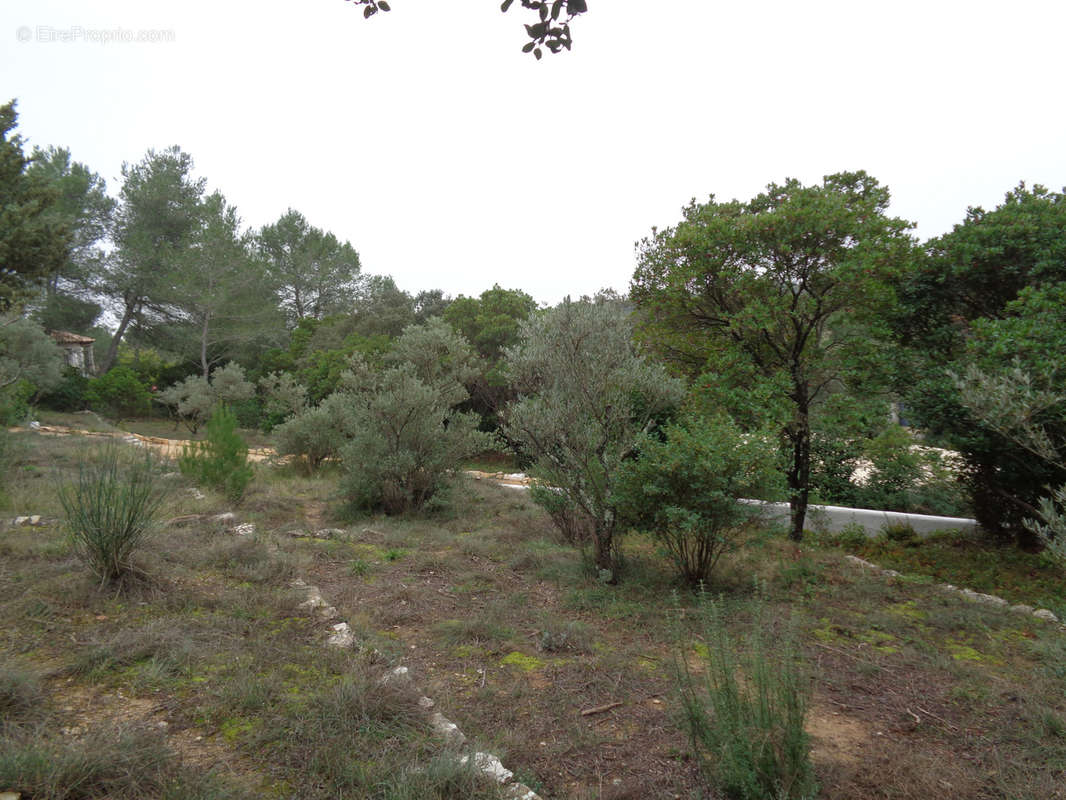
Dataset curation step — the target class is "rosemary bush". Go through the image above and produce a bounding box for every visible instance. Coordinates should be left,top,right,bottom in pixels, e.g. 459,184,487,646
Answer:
59,444,168,586
677,597,817,800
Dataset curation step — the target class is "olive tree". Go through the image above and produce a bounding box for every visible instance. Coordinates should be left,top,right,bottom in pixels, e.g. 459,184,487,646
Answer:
337,319,490,513
502,298,683,580
158,362,254,433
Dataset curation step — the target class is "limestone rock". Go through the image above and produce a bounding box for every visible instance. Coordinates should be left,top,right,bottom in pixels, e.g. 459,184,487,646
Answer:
429,711,466,745
460,752,512,784
298,587,337,619
327,622,355,648
844,554,879,570
1034,608,1060,623
1009,604,1035,615
504,784,541,800
232,523,256,536
379,666,410,686
960,588,1007,606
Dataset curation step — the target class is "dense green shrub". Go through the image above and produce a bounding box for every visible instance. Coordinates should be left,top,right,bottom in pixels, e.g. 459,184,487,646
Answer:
0,378,34,425
678,598,816,800
891,186,1066,541
114,346,177,390
86,367,151,418
339,360,489,514
1,314,64,419
38,366,89,411
615,416,779,587
274,395,350,474
230,396,264,430
852,426,967,516
179,405,254,502
57,443,168,586
954,362,1066,562
258,370,308,431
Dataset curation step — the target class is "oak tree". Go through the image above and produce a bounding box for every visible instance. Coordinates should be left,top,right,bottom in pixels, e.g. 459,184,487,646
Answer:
631,172,913,540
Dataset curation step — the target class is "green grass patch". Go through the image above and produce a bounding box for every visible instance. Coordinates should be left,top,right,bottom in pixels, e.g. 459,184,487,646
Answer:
832,529,1066,610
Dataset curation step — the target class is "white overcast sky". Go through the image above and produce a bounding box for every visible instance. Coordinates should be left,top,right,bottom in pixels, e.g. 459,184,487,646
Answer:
4,0,1065,306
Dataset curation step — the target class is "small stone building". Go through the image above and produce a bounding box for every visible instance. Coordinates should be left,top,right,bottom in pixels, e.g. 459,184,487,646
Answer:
49,330,96,376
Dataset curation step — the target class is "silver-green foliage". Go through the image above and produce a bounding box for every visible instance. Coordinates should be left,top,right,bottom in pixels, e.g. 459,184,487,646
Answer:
339,321,490,514
385,317,478,390
503,298,683,576
678,598,817,800
58,443,168,585
159,362,254,433
0,313,64,393
340,361,488,513
1028,485,1066,565
955,362,1066,563
273,393,351,473
614,415,779,587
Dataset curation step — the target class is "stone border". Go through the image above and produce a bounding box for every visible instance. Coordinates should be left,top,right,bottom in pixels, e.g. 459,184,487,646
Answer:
842,554,1062,626
180,504,544,798
296,577,543,799
3,515,49,527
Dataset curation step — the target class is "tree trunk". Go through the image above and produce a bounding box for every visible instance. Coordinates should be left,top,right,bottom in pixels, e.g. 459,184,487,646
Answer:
786,386,812,542
99,297,138,374
200,311,211,379
592,528,617,582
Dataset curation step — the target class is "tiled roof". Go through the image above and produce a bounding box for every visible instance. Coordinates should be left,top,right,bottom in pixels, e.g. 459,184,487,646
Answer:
49,330,96,345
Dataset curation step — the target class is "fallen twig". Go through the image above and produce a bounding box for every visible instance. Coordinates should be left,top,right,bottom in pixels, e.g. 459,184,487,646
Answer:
915,705,958,731
812,641,893,672
580,701,622,716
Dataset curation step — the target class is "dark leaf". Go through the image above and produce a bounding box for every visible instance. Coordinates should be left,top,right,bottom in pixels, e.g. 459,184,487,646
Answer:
539,3,549,20
552,0,564,20
378,0,390,10
525,21,549,39
521,40,536,53
363,4,375,17
567,0,588,13
534,47,543,60
501,0,514,11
